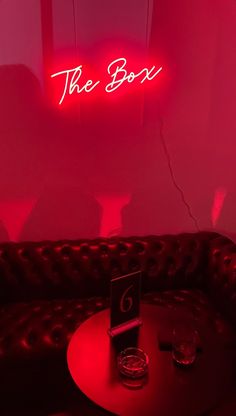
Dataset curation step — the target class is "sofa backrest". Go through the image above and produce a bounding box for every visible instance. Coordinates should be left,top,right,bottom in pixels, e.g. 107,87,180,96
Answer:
0,232,225,304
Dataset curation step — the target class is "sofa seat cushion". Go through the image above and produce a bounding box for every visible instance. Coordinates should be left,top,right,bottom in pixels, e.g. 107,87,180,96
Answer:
143,289,236,346
0,297,109,363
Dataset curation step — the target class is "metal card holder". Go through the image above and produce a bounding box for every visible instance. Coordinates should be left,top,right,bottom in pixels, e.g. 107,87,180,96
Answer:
108,271,142,337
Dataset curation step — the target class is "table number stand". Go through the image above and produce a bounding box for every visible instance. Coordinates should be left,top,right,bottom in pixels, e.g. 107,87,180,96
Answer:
108,271,142,338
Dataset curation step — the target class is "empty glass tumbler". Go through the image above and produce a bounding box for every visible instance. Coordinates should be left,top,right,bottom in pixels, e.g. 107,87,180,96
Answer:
172,323,198,366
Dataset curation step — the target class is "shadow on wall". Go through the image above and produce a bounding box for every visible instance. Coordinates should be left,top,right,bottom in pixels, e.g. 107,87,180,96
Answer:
20,186,102,241
0,63,236,241
0,64,47,200
121,185,196,236
0,64,45,241
0,64,103,241
0,222,9,241
145,0,236,240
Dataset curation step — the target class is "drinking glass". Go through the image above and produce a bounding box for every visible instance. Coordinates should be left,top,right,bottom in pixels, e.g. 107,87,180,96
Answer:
172,323,198,367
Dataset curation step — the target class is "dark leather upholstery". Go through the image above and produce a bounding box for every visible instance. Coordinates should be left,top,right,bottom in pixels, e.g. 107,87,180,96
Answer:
0,232,222,304
208,236,236,325
0,231,236,415
0,297,109,362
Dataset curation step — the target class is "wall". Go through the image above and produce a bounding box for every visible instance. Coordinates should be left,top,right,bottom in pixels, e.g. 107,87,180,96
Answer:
146,0,236,241
0,0,44,240
0,0,235,241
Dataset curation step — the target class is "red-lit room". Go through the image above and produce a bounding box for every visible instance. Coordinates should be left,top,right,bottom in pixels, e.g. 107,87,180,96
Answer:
1,1,236,415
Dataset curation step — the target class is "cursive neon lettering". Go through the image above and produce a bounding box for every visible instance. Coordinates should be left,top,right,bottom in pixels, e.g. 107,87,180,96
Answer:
140,65,163,83
105,58,162,93
69,68,100,95
51,65,100,105
105,58,128,92
51,67,76,105
51,57,163,105
128,72,135,82
69,66,83,94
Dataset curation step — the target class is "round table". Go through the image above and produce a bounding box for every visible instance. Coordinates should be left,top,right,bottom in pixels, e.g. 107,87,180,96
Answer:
67,304,235,416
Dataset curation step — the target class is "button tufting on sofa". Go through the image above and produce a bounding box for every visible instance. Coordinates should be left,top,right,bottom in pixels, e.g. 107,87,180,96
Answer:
0,231,236,413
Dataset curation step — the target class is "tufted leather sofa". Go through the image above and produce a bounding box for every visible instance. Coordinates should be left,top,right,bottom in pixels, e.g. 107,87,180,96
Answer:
1,231,236,415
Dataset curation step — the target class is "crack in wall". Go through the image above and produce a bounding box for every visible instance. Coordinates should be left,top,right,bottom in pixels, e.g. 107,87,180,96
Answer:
159,118,200,231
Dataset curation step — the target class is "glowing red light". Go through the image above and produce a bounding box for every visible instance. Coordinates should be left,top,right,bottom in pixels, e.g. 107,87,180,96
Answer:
51,57,163,105
51,66,100,105
211,188,227,227
105,57,162,93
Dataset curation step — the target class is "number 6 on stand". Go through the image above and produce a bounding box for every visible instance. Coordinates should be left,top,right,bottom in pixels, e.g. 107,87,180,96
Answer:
120,285,134,313
108,271,142,337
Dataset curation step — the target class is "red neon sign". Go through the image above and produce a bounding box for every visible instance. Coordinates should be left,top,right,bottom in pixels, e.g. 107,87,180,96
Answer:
51,57,163,105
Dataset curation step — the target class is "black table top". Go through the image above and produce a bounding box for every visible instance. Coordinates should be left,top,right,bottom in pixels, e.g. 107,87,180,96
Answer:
67,304,236,416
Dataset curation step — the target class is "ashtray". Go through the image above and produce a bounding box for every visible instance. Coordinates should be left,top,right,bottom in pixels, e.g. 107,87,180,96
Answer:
117,347,149,379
